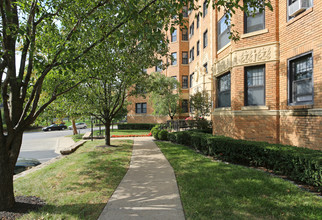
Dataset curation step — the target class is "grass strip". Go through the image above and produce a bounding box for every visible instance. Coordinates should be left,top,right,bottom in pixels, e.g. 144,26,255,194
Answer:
93,129,150,136
156,141,322,220
14,139,133,219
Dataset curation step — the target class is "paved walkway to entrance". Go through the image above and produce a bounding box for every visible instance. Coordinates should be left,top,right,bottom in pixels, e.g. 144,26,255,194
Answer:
98,137,185,220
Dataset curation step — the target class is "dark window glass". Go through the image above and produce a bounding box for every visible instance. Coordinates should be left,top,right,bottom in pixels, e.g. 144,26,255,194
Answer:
203,30,208,48
171,29,177,42
182,76,188,89
289,53,313,105
182,100,188,113
183,6,188,17
190,22,194,37
182,28,188,41
245,4,265,33
203,63,208,73
218,14,230,50
217,73,231,107
190,73,194,88
245,65,265,106
172,76,177,89
155,61,162,72
203,0,208,17
197,41,200,56
197,14,200,28
136,103,147,114
189,47,194,62
171,52,177,65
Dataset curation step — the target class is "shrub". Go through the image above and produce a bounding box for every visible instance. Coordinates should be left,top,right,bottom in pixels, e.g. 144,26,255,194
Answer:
158,130,169,141
168,132,177,143
151,125,161,140
118,123,157,130
169,131,322,188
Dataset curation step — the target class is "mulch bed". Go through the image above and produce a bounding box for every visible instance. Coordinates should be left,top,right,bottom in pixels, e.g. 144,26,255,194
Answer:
0,196,45,220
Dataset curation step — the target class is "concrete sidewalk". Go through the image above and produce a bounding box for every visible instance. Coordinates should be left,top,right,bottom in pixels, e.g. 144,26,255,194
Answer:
98,137,185,220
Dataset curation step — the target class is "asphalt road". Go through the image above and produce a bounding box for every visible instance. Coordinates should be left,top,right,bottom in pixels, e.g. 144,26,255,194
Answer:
19,128,91,163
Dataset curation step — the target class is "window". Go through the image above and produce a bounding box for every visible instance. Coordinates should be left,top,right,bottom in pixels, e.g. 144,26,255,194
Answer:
182,76,188,89
203,63,208,73
217,73,231,107
190,47,194,62
172,76,177,89
218,14,230,51
203,30,208,48
155,61,162,72
182,28,188,41
190,73,194,88
136,103,147,114
190,22,194,38
182,52,188,64
171,29,177,42
288,0,313,20
183,6,188,17
197,41,200,56
203,0,208,17
182,100,188,113
197,14,200,28
171,52,177,65
245,4,265,33
289,53,313,105
245,65,265,106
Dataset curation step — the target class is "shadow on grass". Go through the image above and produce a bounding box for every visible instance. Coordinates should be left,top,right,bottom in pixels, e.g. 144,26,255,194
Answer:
158,142,322,219
32,203,106,219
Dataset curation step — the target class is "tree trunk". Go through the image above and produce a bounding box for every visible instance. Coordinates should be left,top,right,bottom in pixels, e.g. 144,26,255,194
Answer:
72,119,78,135
0,133,23,210
104,121,111,146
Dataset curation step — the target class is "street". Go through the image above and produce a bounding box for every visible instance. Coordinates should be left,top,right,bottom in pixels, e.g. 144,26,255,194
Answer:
19,128,91,163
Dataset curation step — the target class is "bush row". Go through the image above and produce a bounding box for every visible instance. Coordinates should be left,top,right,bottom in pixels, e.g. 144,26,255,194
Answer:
118,123,157,130
151,125,168,141
168,130,322,188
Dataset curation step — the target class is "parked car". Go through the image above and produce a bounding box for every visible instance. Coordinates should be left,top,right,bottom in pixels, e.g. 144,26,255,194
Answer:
68,122,87,130
42,124,67,131
15,158,41,174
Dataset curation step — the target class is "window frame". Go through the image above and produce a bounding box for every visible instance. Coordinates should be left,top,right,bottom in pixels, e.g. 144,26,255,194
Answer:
183,6,188,18
182,51,188,64
197,13,200,28
244,65,266,106
182,99,189,113
244,4,265,34
171,52,177,65
197,41,200,56
203,30,208,48
135,103,147,114
217,14,231,51
217,72,231,108
203,0,208,17
203,63,208,73
190,73,194,88
171,29,177,42
182,28,188,41
287,51,314,106
182,76,188,89
189,22,194,38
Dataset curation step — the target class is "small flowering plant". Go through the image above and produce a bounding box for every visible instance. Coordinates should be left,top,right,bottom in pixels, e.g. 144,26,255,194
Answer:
185,116,195,127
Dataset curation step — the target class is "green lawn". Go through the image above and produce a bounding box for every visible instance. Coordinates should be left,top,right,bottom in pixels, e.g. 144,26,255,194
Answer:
94,129,150,136
156,141,322,220
14,139,133,220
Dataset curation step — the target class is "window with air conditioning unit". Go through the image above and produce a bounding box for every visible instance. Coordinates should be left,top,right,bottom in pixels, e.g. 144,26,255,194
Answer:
288,0,312,18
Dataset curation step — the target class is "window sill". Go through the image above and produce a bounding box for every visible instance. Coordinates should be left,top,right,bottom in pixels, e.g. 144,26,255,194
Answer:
181,40,189,42
241,106,269,111
287,7,313,26
214,107,231,111
287,104,313,110
217,42,231,55
241,29,269,39
182,64,189,66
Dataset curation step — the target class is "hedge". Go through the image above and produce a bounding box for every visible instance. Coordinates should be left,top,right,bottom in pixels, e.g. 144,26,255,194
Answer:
118,123,157,130
169,130,322,188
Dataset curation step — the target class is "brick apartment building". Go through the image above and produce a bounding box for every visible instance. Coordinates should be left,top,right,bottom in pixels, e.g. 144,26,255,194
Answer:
127,0,322,150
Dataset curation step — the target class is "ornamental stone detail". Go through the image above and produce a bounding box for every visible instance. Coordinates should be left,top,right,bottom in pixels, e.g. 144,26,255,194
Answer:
212,43,279,77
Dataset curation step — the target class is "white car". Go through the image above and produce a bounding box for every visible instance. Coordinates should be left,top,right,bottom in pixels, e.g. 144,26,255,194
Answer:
68,122,87,130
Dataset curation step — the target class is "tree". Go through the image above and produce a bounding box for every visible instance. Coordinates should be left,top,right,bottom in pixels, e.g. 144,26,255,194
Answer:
0,0,272,210
148,72,181,120
190,90,212,118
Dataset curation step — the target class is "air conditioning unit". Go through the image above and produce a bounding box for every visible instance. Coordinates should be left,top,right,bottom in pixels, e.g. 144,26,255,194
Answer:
189,58,192,63
289,0,310,17
189,33,192,38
